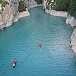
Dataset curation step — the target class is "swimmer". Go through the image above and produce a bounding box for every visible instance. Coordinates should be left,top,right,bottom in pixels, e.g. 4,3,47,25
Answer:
38,42,41,47
12,59,16,68
44,22,46,24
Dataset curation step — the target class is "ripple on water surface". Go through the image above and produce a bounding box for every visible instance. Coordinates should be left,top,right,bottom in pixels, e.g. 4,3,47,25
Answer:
0,6,76,76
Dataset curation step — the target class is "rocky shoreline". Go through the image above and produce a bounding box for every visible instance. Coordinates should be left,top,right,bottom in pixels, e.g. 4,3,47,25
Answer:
70,29,76,53
45,9,76,53
0,0,37,30
19,10,30,19
66,16,76,53
45,9,68,17
0,9,30,30
0,5,30,30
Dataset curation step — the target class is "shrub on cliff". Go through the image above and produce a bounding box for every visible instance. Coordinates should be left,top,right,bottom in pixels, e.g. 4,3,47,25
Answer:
46,0,55,10
68,0,76,18
73,26,76,29
18,1,26,12
53,0,70,11
0,0,2,4
1,1,9,7
35,0,42,4
47,0,76,18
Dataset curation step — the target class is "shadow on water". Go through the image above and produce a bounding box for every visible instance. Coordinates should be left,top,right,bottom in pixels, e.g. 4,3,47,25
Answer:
73,54,76,67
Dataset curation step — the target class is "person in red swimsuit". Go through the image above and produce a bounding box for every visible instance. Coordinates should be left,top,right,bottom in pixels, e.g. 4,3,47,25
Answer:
38,42,41,47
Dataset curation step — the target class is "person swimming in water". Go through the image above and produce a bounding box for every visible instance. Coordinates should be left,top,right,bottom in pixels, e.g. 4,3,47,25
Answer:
44,22,46,24
12,59,16,67
38,42,41,47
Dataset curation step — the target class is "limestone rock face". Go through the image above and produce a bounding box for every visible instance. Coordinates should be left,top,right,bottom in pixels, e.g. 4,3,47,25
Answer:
0,0,19,29
29,0,38,8
0,14,2,21
66,15,76,53
0,0,30,30
43,0,47,9
45,9,67,17
66,15,76,27
19,11,30,18
70,29,76,53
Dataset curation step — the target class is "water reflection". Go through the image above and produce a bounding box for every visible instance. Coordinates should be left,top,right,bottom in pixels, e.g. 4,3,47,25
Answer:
73,54,76,67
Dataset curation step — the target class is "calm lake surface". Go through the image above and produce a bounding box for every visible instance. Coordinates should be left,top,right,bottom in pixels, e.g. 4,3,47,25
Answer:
0,6,76,76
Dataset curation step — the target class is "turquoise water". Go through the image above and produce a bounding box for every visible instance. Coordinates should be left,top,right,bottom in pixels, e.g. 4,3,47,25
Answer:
0,6,76,76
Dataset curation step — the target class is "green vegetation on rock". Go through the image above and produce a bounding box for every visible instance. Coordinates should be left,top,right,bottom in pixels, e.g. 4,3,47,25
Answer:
35,0,42,4
73,26,76,29
1,1,9,7
53,0,70,11
0,0,9,7
46,0,55,10
47,0,76,18
68,0,76,18
0,0,2,4
18,0,26,12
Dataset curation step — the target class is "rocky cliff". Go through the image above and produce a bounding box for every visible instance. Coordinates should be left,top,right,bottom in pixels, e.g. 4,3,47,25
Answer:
66,15,76,27
29,0,38,8
70,29,76,53
45,9,67,17
66,15,76,53
0,0,19,30
0,0,39,30
0,0,30,30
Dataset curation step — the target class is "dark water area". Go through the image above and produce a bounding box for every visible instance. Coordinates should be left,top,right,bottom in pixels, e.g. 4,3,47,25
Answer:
0,6,76,76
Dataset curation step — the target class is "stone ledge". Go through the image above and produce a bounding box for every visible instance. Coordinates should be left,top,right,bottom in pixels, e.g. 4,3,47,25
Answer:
19,11,30,18
45,9,67,17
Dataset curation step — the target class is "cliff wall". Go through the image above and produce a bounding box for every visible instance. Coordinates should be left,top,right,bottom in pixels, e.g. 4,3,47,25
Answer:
66,15,76,53
70,29,76,53
0,0,30,30
45,9,67,17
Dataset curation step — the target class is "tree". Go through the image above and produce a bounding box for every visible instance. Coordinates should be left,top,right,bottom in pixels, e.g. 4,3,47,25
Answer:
53,0,70,11
18,0,26,12
0,0,2,4
1,1,9,7
46,0,76,18
68,0,76,18
35,0,42,4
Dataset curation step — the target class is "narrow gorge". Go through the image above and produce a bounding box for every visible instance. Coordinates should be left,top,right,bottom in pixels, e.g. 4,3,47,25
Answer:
0,0,76,53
